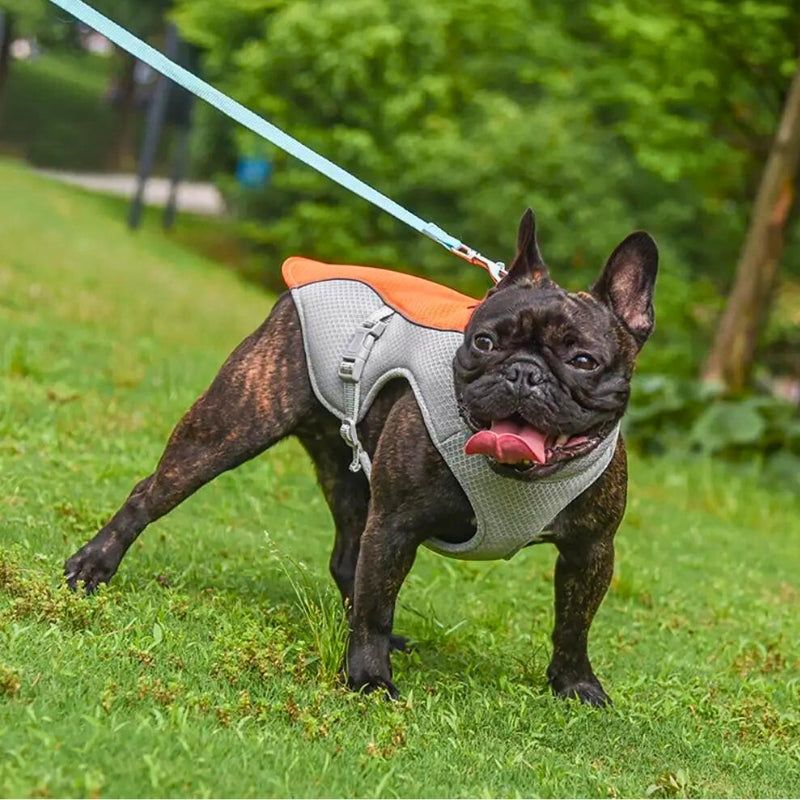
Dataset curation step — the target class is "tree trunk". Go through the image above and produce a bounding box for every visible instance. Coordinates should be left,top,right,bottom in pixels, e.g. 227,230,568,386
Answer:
0,11,14,123
105,54,138,170
702,64,800,392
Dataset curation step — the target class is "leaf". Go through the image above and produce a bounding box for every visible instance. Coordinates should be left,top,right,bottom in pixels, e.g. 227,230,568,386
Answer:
152,622,163,647
690,401,766,451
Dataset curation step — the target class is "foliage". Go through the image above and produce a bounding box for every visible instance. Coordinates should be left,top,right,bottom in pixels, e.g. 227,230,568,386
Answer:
627,376,800,490
172,0,800,287
0,0,47,37
277,550,350,683
634,267,721,377
0,0,85,47
89,0,173,39
590,0,797,197
623,251,800,482
2,161,800,797
171,0,679,289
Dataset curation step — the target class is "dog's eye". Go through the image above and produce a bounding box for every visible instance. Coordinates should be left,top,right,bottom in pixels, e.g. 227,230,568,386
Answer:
569,353,598,371
473,334,495,352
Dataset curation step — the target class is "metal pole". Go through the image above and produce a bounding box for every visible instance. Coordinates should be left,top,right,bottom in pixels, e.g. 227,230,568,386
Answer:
163,39,196,231
163,124,191,230
0,11,11,127
127,23,179,230
0,11,12,89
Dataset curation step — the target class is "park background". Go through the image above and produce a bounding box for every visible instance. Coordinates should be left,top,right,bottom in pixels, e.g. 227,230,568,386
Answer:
0,1,799,797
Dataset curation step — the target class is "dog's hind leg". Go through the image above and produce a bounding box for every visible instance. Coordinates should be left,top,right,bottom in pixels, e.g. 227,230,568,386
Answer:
65,295,315,592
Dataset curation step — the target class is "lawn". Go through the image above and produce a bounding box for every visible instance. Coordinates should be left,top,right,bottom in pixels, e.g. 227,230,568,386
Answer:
1,160,799,798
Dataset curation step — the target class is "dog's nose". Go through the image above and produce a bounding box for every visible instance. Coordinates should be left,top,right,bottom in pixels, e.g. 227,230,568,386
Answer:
504,360,544,393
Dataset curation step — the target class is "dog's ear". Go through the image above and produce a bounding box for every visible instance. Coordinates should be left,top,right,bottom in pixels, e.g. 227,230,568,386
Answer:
592,231,658,348
494,208,548,290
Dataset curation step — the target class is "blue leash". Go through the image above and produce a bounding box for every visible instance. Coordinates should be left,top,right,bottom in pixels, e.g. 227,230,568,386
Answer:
46,0,506,283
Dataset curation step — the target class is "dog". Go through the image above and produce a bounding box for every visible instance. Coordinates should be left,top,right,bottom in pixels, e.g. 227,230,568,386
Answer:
64,209,657,706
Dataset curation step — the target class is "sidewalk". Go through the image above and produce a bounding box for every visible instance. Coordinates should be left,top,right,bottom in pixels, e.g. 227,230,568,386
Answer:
36,170,225,216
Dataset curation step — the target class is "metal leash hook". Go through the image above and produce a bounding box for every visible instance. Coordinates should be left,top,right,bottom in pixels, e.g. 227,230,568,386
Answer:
421,222,506,283
450,243,507,284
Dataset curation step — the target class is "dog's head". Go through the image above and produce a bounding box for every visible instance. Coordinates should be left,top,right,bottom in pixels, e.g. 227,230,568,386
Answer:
454,209,658,480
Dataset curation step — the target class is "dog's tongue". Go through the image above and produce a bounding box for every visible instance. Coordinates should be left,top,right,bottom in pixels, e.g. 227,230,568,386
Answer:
464,419,550,464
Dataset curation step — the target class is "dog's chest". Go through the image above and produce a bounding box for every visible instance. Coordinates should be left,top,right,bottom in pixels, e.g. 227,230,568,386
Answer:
287,272,618,561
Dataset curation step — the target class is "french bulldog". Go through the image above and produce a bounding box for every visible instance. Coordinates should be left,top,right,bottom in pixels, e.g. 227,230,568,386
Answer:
64,209,657,706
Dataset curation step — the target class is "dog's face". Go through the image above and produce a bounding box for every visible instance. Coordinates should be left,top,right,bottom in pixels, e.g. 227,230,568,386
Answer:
454,209,658,480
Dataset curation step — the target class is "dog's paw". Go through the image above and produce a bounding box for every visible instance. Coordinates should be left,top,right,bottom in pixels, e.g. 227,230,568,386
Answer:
345,643,400,699
549,675,612,708
64,544,118,594
389,634,413,653
347,673,400,700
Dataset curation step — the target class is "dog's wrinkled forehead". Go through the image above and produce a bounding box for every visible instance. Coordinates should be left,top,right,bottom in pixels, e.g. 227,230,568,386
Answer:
467,283,617,349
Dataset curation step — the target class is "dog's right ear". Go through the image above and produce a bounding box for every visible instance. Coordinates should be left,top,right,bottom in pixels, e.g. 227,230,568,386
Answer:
493,208,549,291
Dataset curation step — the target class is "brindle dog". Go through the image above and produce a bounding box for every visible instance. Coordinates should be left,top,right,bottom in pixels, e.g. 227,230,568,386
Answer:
65,210,657,706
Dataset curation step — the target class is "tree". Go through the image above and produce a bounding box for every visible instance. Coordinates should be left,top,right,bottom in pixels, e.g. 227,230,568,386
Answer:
172,0,800,327
90,0,172,169
173,0,684,292
0,11,13,109
702,64,800,391
587,0,799,273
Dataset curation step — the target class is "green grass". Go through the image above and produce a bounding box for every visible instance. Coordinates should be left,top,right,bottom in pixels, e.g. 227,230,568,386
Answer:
83,191,280,292
1,159,800,798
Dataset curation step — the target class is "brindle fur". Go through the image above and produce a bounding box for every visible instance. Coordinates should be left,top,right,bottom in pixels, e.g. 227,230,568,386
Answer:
65,211,657,706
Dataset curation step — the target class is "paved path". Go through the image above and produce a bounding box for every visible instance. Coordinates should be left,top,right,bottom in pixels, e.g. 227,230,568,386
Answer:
36,170,225,216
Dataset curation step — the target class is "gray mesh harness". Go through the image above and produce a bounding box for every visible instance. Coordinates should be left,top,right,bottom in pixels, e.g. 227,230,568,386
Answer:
290,279,619,561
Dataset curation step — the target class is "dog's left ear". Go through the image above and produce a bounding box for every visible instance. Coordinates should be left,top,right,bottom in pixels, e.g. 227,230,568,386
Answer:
593,231,658,348
494,208,549,290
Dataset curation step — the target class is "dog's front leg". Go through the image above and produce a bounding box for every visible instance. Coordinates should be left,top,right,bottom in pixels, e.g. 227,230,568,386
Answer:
345,511,419,699
547,537,615,706
545,443,627,706
343,390,472,698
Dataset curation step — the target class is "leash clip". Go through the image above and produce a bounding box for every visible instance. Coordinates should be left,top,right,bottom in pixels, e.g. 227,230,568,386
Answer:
449,243,507,284
420,222,506,283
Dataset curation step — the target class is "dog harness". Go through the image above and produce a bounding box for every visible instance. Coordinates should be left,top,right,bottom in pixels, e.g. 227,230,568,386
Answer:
283,258,620,561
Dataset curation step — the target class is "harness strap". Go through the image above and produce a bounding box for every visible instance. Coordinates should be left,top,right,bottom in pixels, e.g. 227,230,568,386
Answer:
337,305,396,475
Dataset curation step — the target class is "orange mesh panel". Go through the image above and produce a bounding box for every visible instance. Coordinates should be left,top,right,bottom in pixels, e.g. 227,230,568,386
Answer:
282,257,481,332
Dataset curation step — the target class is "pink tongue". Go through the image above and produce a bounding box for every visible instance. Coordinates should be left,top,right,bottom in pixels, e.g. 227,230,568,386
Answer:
464,419,550,464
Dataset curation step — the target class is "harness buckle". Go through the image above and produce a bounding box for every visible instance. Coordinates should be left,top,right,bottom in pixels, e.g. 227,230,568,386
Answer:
338,357,360,382
336,306,395,475
337,317,390,383
339,420,364,472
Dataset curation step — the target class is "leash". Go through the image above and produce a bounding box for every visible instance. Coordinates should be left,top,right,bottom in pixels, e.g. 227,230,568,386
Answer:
46,0,507,283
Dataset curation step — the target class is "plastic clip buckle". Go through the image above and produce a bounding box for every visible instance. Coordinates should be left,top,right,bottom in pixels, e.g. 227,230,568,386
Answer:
338,318,389,383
